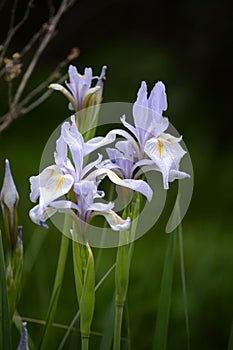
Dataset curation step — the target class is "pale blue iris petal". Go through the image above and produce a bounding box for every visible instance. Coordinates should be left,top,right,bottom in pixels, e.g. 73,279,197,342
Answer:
134,81,148,108
94,168,152,201
29,175,40,202
84,131,116,156
61,116,84,179
81,153,103,178
49,83,77,111
74,181,97,218
120,115,139,142
144,136,187,189
148,81,168,114
117,178,153,202
89,203,131,231
96,65,107,89
54,134,68,166
88,201,115,212
169,169,190,183
84,67,93,90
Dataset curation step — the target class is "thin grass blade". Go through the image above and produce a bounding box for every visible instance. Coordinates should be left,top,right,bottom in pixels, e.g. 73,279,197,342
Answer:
0,229,12,350
178,223,190,350
100,296,115,350
153,232,176,350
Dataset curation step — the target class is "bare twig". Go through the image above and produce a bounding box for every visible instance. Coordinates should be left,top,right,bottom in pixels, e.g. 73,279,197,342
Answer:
12,0,76,108
0,0,34,62
0,0,77,132
19,47,79,107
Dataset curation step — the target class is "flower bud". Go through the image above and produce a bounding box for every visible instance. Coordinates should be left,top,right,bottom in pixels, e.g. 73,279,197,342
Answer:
17,322,29,350
0,159,19,249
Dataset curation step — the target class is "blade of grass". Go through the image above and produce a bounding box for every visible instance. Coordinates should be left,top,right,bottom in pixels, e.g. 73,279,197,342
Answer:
125,301,131,350
153,232,176,350
100,296,115,350
0,230,12,350
178,223,190,350
39,232,69,350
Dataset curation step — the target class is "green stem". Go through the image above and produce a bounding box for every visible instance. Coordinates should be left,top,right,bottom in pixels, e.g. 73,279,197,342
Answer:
81,336,89,350
40,217,70,349
113,305,124,350
113,193,141,350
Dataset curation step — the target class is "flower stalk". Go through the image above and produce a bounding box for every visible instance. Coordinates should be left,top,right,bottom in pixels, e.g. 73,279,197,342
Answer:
113,193,141,350
72,237,95,350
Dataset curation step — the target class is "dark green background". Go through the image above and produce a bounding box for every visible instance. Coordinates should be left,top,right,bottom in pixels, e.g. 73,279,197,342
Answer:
0,0,232,349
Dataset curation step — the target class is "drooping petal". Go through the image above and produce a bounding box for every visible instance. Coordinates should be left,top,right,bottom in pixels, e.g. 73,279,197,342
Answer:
48,83,77,111
120,115,139,142
168,169,190,182
92,168,153,201
29,200,79,228
29,175,40,202
81,153,103,178
144,135,187,189
84,130,116,156
30,165,74,205
89,202,131,231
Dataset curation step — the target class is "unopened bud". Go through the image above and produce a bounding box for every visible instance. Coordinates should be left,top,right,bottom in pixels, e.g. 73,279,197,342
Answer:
17,322,29,350
0,159,19,249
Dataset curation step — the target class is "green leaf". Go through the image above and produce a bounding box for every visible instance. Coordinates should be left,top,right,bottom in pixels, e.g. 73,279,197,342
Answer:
153,232,176,350
100,297,115,350
58,263,116,349
39,233,69,350
178,223,190,350
0,229,12,350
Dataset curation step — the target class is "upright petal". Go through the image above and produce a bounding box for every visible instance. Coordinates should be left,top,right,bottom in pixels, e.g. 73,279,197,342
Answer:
148,81,168,115
96,65,107,89
61,116,84,179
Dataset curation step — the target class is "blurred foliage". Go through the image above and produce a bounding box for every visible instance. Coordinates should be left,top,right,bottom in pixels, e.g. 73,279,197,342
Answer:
0,0,232,349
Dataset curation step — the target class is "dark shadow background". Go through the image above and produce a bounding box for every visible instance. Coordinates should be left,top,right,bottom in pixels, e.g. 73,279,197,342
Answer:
0,0,232,349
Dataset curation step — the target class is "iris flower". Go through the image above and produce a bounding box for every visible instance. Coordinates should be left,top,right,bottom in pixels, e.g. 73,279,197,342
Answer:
120,81,190,189
29,115,132,233
96,140,153,202
49,65,107,112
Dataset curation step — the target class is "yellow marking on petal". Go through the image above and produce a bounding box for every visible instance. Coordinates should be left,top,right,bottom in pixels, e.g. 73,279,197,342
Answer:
55,175,65,192
157,140,164,157
50,169,56,177
111,172,121,180
114,214,121,224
